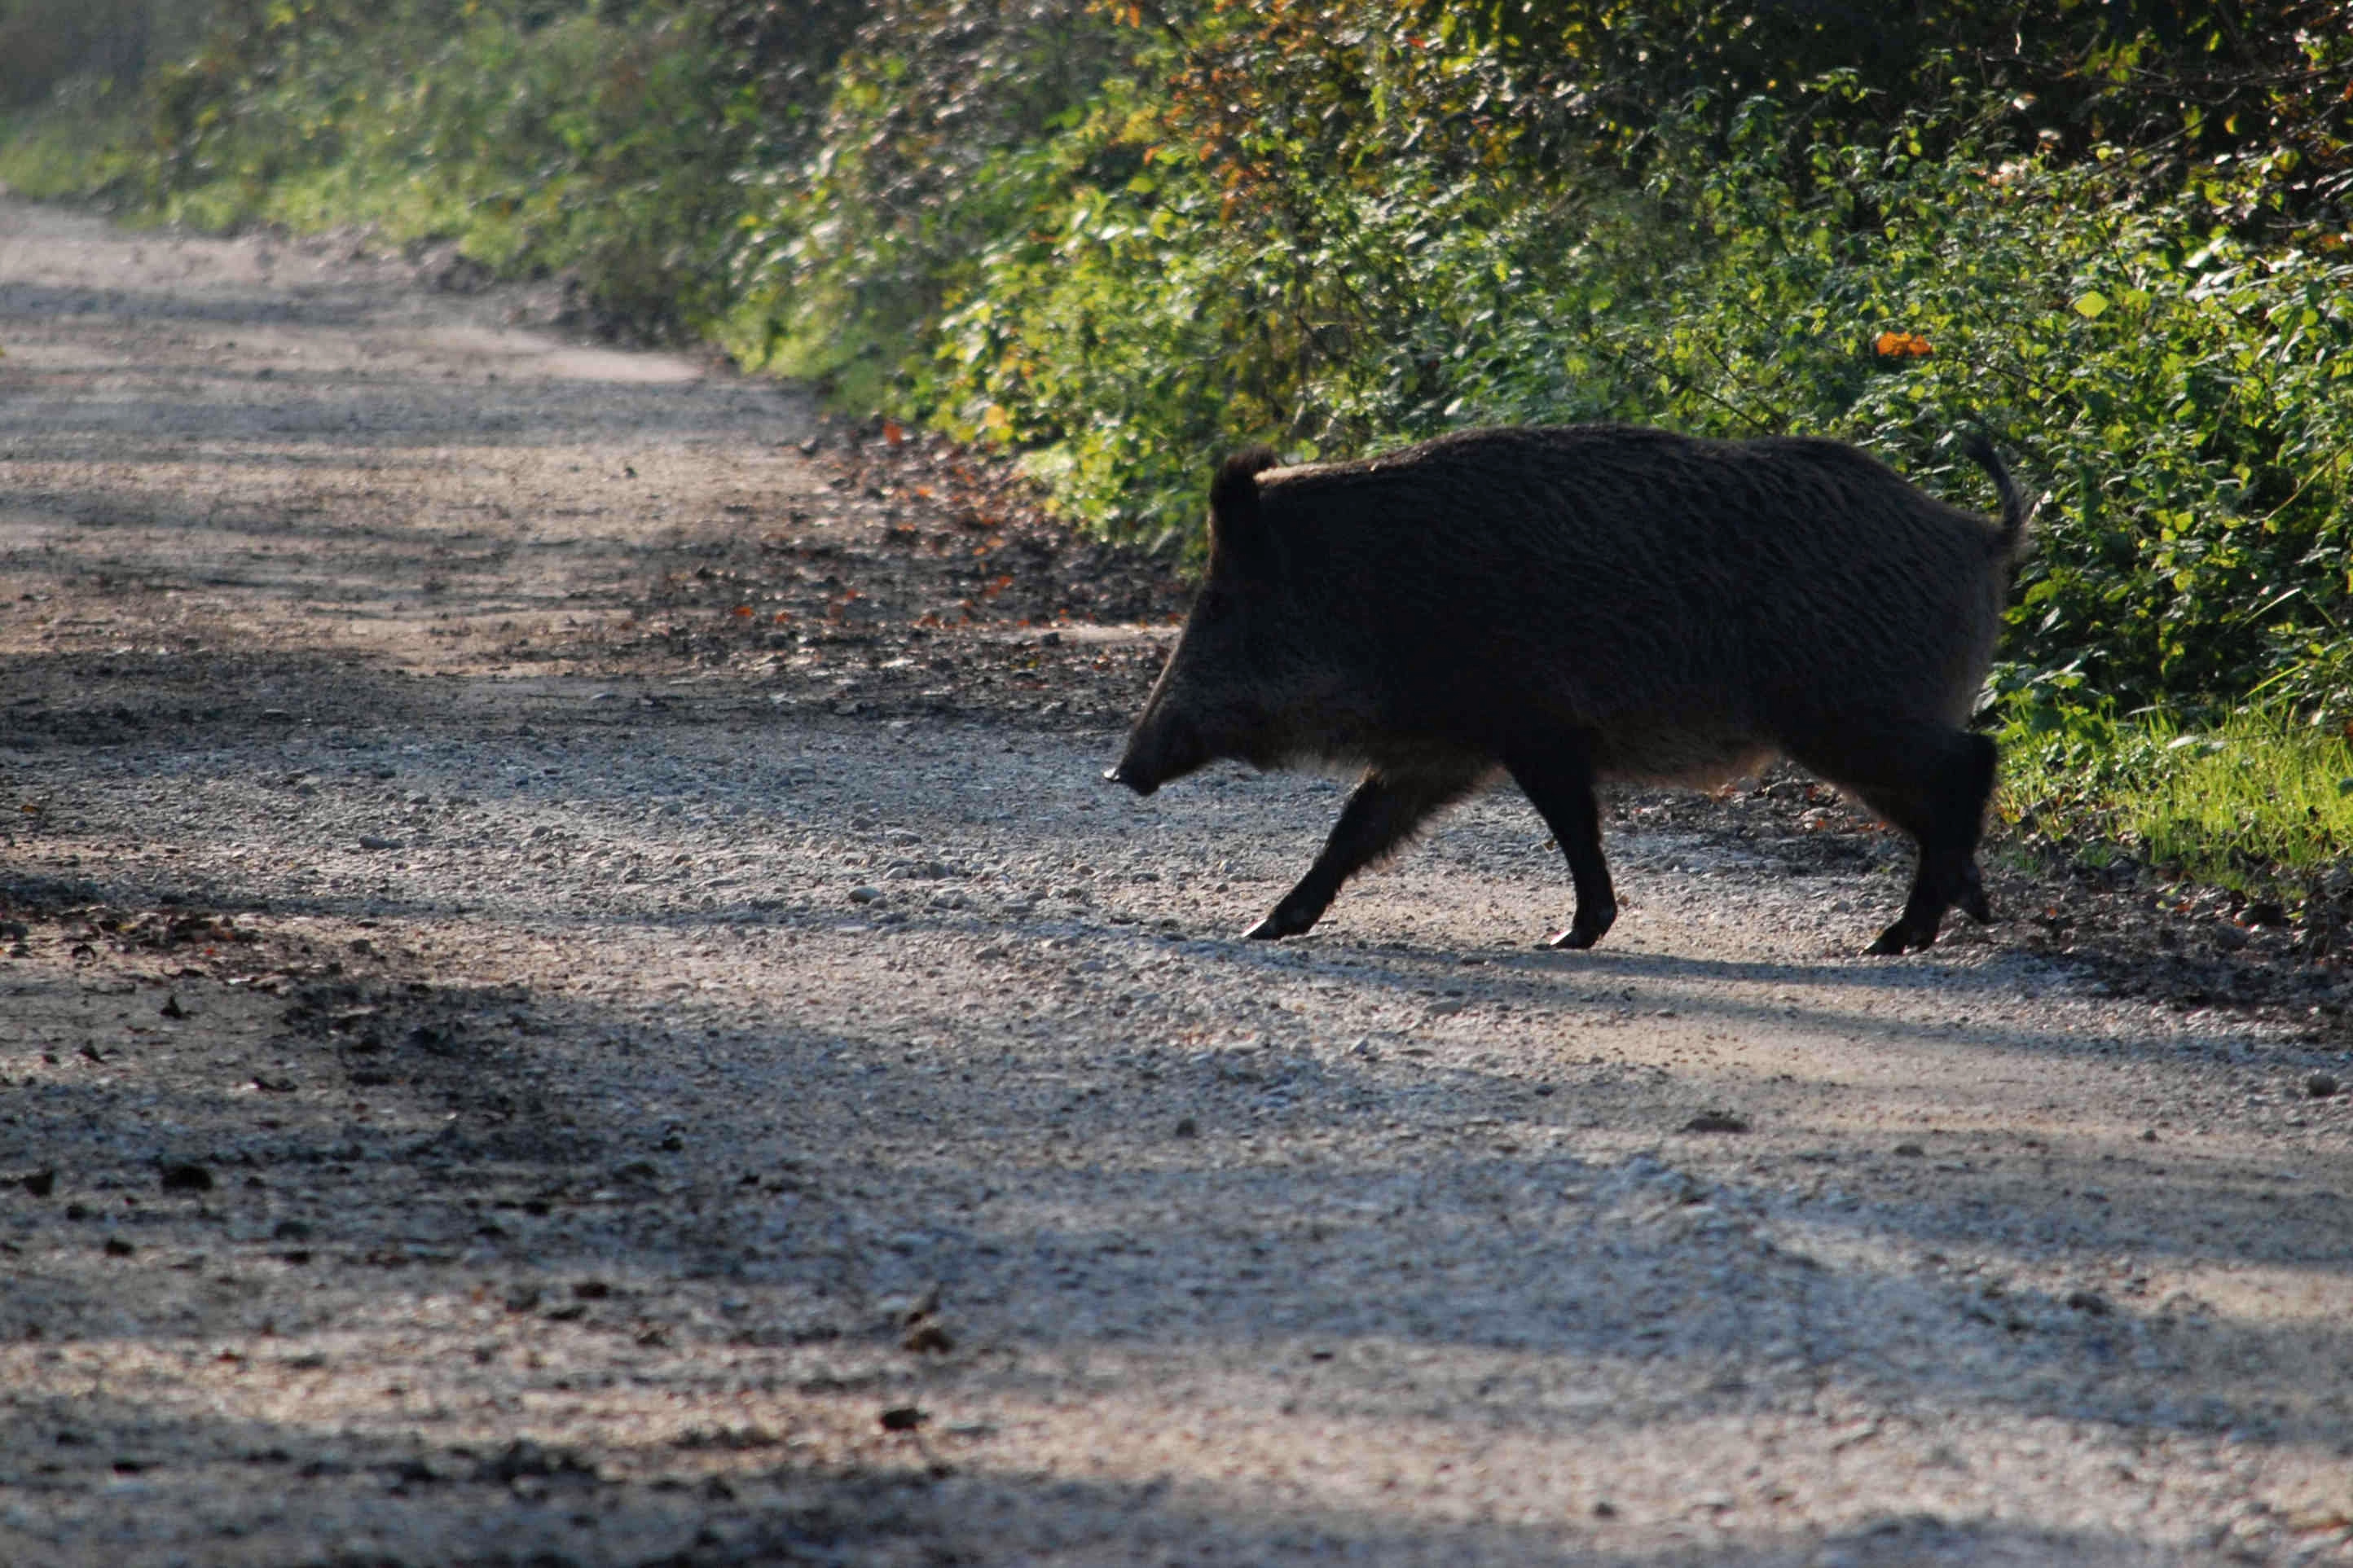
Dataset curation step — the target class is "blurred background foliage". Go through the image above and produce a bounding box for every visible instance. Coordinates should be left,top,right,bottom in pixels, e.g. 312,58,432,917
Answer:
4,0,2353,880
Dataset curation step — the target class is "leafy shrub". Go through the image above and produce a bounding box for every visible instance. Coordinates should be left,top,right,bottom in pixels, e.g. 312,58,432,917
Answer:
723,0,1136,408
65,0,763,339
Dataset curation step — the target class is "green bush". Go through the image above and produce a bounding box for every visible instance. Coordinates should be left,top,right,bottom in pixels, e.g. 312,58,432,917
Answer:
722,1,1137,409
51,0,765,339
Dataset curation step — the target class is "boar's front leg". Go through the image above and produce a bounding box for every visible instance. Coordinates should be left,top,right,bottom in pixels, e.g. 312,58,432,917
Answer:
1247,765,1482,940
1502,732,1618,950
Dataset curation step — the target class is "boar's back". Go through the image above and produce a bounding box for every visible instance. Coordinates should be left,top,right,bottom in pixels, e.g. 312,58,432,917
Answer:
1251,425,2011,782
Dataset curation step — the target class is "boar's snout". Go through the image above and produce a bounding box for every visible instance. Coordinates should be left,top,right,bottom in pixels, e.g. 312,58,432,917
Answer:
1101,760,1154,795
1107,710,1207,797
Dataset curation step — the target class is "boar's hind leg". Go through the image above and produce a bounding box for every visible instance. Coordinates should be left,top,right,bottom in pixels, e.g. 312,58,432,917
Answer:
1502,734,1618,950
1247,765,1482,940
1792,725,1997,956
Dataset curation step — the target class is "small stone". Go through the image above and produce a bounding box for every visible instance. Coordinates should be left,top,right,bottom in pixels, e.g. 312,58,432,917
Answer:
848,886,882,905
20,1170,55,1197
1893,1142,1925,1157
1592,1499,1618,1518
159,1162,213,1192
1172,1117,1198,1140
573,1280,612,1301
2305,1073,2340,1100
357,836,402,852
1682,1111,1749,1135
878,1405,926,1432
160,995,187,1020
103,1237,134,1258
2065,1289,2113,1315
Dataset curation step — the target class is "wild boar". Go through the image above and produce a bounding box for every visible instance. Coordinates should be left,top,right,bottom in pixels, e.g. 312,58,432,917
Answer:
1105,424,2030,955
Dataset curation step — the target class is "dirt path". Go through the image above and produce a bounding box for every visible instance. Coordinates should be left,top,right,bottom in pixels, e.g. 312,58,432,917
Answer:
2,193,2351,1568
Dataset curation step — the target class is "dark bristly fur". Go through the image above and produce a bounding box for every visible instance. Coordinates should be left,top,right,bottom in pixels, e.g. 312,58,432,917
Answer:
1106,423,2031,955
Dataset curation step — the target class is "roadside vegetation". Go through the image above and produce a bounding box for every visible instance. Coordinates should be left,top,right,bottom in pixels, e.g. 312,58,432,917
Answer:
5,0,2352,902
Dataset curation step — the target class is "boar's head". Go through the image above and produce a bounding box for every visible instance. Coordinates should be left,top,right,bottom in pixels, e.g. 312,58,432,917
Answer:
1107,448,1330,795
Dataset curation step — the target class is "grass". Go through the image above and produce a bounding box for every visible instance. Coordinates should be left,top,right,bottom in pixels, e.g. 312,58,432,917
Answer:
2002,703,2353,893
0,99,145,202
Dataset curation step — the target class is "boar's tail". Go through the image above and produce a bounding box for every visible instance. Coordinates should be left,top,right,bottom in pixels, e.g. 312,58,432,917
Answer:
1212,447,1283,529
1958,428,2032,562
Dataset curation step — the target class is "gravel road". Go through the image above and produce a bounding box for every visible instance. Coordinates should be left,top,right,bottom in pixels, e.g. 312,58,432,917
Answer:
3,192,2352,1567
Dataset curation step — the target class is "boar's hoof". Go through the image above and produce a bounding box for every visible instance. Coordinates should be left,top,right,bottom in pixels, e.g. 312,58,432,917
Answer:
1543,905,1617,950
1865,919,1939,956
1245,906,1318,941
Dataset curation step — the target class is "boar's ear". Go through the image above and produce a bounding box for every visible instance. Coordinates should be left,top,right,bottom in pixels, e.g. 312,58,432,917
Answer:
1208,447,1282,576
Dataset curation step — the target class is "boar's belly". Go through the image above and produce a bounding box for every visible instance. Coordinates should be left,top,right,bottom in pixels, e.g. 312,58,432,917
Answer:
1592,724,1777,788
